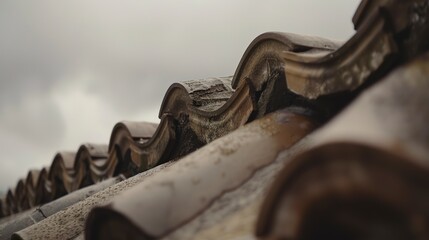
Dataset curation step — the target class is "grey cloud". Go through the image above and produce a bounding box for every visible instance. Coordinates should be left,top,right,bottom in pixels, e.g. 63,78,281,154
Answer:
0,0,360,115
0,93,66,147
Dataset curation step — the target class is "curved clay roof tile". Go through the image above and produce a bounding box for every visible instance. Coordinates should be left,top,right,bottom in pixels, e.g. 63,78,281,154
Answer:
85,109,317,239
257,52,429,240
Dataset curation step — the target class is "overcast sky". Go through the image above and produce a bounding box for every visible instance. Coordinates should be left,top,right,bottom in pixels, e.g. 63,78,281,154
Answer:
0,0,360,191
